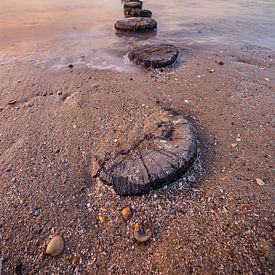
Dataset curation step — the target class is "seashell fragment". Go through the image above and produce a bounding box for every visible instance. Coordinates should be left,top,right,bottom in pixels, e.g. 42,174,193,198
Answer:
46,235,64,256
98,215,105,223
256,178,266,186
121,207,133,221
133,222,153,243
7,99,17,105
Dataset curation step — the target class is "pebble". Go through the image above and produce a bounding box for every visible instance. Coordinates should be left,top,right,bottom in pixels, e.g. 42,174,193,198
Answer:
5,167,12,173
231,143,238,148
209,69,215,73
68,64,74,69
63,159,69,165
91,159,100,178
46,235,64,256
187,175,196,182
33,208,41,217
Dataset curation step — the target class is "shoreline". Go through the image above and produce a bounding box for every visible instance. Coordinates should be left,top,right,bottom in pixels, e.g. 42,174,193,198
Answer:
0,43,274,273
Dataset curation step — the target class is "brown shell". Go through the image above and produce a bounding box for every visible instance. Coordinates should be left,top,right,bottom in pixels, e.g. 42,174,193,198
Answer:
133,222,153,243
121,207,133,221
46,235,64,256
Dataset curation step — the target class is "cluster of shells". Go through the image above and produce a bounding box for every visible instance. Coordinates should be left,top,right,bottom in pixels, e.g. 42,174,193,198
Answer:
45,207,153,257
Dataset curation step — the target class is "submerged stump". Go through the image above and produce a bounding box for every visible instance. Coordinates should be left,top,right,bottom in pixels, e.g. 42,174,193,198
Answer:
128,44,179,68
124,1,143,10
99,113,197,196
115,17,157,32
124,8,152,18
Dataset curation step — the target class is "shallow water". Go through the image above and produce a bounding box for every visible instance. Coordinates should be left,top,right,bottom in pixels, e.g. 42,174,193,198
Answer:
0,0,274,70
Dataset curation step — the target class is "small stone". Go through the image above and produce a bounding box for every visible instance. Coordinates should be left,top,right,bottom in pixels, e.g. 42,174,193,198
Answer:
15,263,23,274
256,178,266,186
121,207,133,221
5,167,12,173
264,78,270,81
231,143,238,148
68,64,74,69
209,69,215,73
217,61,224,65
187,175,196,183
90,159,100,178
33,208,41,217
57,90,62,95
133,222,153,243
46,235,64,256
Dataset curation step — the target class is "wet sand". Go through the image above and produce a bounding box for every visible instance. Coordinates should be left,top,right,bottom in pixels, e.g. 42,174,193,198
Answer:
0,43,274,273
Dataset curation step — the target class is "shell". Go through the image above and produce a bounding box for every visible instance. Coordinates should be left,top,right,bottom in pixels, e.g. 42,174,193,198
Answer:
46,235,64,256
98,215,105,223
121,207,132,221
256,178,266,186
133,222,153,243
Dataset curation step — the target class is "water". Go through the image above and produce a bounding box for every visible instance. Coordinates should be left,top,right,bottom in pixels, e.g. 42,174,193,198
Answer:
0,0,274,70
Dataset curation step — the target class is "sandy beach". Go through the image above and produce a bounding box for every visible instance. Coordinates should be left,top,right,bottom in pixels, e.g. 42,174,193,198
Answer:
0,0,275,274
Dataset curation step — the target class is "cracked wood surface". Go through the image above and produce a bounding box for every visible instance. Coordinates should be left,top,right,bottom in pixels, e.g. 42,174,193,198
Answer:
99,114,197,195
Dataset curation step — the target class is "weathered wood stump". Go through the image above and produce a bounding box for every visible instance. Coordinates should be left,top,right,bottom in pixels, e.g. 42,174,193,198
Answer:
99,114,197,196
115,17,157,32
124,8,152,18
128,44,179,68
124,1,143,10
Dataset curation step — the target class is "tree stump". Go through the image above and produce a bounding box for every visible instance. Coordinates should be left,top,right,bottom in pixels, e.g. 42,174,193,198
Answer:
99,114,197,196
124,8,152,18
124,1,143,10
128,44,179,68
115,17,157,32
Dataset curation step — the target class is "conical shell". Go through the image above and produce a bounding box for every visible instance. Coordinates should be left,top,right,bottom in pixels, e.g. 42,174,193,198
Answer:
46,235,64,256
